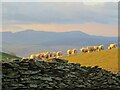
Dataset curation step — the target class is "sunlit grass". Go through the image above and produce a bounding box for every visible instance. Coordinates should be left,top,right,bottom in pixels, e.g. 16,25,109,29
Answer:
63,48,119,73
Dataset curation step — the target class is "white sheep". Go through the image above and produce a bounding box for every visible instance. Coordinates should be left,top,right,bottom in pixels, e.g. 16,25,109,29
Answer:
48,52,56,59
67,49,72,56
39,52,47,59
86,46,94,52
29,54,36,60
48,52,53,58
35,53,41,59
52,52,57,58
108,46,112,50
56,51,62,58
80,48,88,53
93,46,99,51
108,43,117,50
72,48,77,55
98,45,104,51
38,52,56,59
110,43,117,48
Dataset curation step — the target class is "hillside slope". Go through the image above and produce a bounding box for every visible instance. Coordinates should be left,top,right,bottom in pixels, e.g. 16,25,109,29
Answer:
63,48,119,73
0,52,20,60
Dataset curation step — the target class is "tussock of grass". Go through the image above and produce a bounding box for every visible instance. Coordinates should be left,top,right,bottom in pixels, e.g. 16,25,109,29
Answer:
63,48,120,73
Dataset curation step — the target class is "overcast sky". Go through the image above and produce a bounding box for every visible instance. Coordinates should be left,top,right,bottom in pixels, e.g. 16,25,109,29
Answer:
2,2,118,37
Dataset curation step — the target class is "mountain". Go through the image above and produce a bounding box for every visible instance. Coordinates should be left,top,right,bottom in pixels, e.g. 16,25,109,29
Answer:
1,30,118,57
2,30,90,45
2,30,117,45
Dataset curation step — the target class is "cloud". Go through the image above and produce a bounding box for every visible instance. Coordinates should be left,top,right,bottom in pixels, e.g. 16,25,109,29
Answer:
2,2,118,24
1,2,118,37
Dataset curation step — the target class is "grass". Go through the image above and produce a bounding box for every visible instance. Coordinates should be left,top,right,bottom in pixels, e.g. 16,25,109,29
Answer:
0,52,20,60
62,48,120,73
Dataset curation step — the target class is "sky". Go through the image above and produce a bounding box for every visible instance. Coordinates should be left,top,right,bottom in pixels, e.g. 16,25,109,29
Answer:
1,2,118,37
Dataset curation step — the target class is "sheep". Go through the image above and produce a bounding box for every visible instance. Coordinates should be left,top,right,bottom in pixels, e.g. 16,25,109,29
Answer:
67,49,72,56
52,52,57,58
108,43,117,50
110,43,117,48
49,52,53,58
93,46,99,51
72,48,77,55
100,45,104,50
39,52,49,60
108,46,112,50
44,52,50,59
86,46,94,52
38,52,55,60
29,54,36,60
28,43,112,60
98,45,104,51
56,51,62,58
35,53,41,59
81,45,102,53
40,53,45,59
80,48,88,53
45,52,53,59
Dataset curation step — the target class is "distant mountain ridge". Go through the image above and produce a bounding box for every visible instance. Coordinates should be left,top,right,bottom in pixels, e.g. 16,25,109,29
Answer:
2,29,117,45
1,30,118,57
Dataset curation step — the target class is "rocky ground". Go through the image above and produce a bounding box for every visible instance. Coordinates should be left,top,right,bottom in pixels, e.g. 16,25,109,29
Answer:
2,58,120,90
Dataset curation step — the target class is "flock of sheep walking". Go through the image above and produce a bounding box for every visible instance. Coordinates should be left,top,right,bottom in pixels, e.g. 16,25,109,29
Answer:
23,43,117,61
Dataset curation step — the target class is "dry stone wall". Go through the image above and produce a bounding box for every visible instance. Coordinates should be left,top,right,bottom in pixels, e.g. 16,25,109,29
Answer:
2,58,120,90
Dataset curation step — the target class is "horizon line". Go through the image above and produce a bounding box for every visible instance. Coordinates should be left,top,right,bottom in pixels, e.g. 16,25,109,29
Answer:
0,29,119,38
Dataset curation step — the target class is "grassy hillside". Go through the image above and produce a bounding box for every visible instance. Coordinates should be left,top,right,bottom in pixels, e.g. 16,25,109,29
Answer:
63,48,119,73
0,52,20,60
